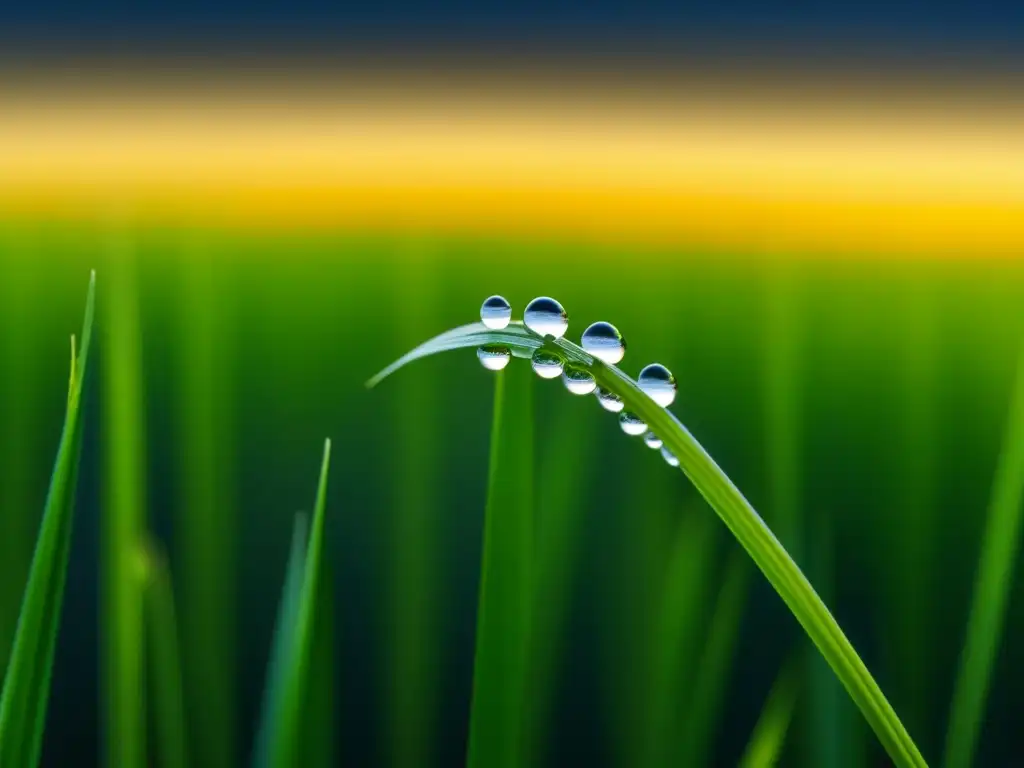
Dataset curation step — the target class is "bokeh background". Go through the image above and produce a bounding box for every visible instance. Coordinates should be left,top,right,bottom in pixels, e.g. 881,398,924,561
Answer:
2,4,1024,767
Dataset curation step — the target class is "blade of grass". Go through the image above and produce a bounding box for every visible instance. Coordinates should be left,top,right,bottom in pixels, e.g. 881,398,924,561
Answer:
739,655,801,768
676,551,750,766
255,439,333,768
942,343,1024,768
643,508,717,768
141,540,189,768
368,321,927,767
0,270,95,767
104,249,147,768
467,361,534,768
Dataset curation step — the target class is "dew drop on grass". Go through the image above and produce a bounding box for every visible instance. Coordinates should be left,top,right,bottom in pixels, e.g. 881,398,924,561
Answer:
524,296,568,338
644,431,663,449
562,365,596,395
581,321,626,364
638,363,677,407
619,412,647,436
661,445,680,467
480,295,512,329
531,349,564,379
477,345,511,371
595,386,624,413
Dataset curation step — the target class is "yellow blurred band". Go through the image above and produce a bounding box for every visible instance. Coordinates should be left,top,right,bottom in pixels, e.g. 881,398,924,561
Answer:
2,79,1023,255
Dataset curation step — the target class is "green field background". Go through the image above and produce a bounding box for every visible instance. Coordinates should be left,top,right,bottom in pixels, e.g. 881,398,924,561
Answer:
1,221,1023,766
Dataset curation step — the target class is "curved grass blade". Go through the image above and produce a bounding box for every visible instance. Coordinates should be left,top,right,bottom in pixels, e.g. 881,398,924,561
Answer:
943,345,1024,768
367,320,927,768
140,540,189,768
739,655,801,768
467,362,534,768
0,271,95,767
253,439,333,768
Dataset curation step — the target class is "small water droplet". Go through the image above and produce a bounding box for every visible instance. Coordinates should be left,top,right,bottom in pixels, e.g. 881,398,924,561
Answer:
581,321,626,364
638,363,677,407
643,431,663,449
619,411,647,436
562,365,596,395
480,295,512,329
595,387,624,413
531,349,564,379
661,445,680,467
524,297,568,339
477,345,511,371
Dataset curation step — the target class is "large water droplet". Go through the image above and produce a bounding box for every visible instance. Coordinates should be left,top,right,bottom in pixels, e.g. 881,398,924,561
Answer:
480,295,512,329
638,363,677,407
595,387,624,413
581,321,626,364
477,345,511,371
524,297,568,339
643,431,663,449
619,412,647,436
562,365,596,395
531,349,564,379
661,445,680,467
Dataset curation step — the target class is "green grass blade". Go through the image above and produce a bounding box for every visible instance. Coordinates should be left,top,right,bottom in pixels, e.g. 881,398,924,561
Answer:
141,541,189,768
942,345,1024,768
643,508,717,767
104,250,148,768
256,439,333,768
467,362,534,768
369,320,927,768
676,551,750,766
0,270,95,767
739,656,801,768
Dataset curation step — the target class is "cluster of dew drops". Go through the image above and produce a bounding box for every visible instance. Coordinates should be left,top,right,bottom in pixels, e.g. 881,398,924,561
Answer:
478,295,681,468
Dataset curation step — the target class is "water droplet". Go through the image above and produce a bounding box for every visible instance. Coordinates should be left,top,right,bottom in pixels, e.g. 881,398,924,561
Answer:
531,349,564,379
643,432,663,449
524,296,568,339
477,345,511,371
638,363,677,407
480,295,512,329
595,387,624,413
661,445,680,467
581,321,626,364
619,411,647,436
562,365,596,395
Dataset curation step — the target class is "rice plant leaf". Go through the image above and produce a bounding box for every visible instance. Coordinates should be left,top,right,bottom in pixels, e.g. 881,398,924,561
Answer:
0,271,95,767
943,345,1024,768
253,438,333,768
368,320,927,768
141,540,189,768
467,361,534,768
739,655,801,768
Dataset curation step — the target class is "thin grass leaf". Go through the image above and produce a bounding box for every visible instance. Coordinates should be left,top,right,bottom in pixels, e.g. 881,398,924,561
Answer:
0,271,95,768
254,439,333,768
943,345,1024,768
368,320,927,768
141,540,189,768
739,656,801,768
467,362,534,768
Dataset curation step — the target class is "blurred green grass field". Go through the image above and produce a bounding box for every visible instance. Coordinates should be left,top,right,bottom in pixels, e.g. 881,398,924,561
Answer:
2,221,1024,766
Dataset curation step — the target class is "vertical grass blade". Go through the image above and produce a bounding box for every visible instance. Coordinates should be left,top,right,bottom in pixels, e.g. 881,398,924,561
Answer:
255,439,333,768
739,656,801,768
177,244,236,768
142,541,189,768
467,363,534,768
676,551,750,766
103,250,147,768
0,270,95,767
643,508,717,768
942,345,1024,768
